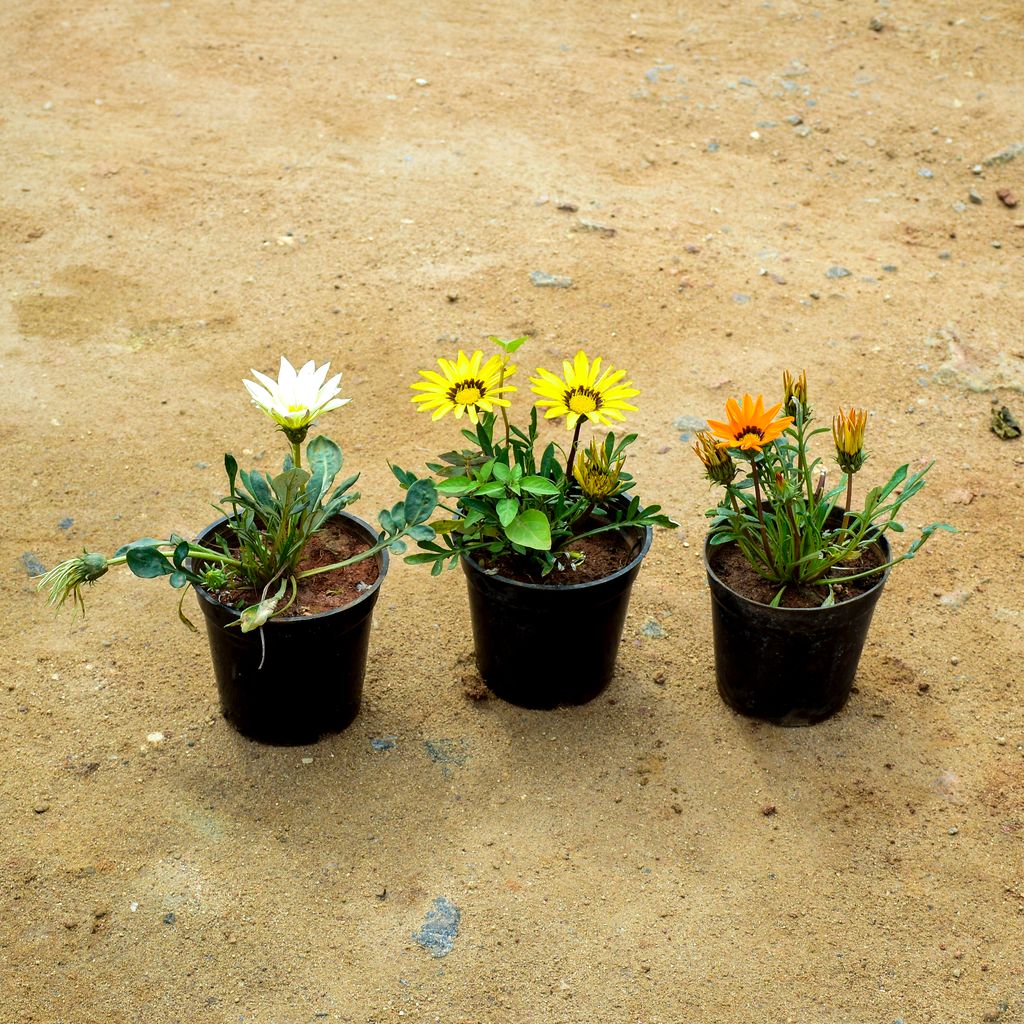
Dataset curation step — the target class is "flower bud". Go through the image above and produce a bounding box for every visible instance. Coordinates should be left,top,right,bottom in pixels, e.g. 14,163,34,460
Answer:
574,440,625,500
783,369,809,419
692,431,737,486
832,407,867,473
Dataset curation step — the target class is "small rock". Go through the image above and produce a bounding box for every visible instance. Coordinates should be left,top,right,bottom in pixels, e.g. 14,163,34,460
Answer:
869,16,884,31
918,167,934,179
785,114,803,126
982,141,1024,167
938,590,972,609
146,732,165,747
461,672,489,701
948,826,959,836
57,517,74,530
882,264,898,273
555,202,578,212
571,218,617,238
761,804,777,817
641,619,665,638
732,292,751,304
794,125,812,138
414,78,429,87
530,270,573,289
938,251,951,260
826,265,852,279
301,756,313,765
20,552,46,576
917,682,930,693
674,415,706,440
163,912,176,925
370,736,397,752
653,672,667,686
991,404,1022,439
968,189,983,204
996,188,1019,208
412,896,461,958
944,488,974,505
33,803,50,814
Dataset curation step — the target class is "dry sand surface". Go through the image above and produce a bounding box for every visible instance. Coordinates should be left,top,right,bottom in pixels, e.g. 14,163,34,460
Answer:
2,0,1023,1021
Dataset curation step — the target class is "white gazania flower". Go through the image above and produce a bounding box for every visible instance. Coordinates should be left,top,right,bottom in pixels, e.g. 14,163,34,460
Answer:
243,357,350,433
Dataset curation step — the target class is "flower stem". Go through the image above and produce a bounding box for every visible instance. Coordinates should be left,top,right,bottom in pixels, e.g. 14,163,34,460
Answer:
291,441,302,470
498,358,511,447
750,456,776,574
565,419,584,479
842,473,854,530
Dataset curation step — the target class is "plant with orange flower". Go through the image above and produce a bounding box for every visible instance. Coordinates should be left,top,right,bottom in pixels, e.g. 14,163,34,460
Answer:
693,372,952,606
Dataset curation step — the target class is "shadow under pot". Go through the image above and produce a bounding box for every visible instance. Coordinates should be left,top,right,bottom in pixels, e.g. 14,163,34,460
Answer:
461,525,653,710
703,528,891,726
192,513,388,745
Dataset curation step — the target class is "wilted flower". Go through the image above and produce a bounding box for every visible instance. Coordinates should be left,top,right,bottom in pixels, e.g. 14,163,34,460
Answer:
833,407,868,473
573,440,625,500
244,357,350,441
692,430,737,485
37,552,109,614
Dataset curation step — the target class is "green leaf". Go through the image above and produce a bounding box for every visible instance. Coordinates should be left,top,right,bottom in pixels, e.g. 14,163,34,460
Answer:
504,509,552,550
235,580,287,632
406,524,436,542
125,546,175,579
488,334,528,354
113,538,166,558
437,476,475,496
306,435,343,502
379,508,396,535
224,454,238,494
169,571,188,589
474,481,506,498
492,462,511,483
496,496,519,528
519,475,559,496
389,540,407,554
404,478,438,524
820,588,836,608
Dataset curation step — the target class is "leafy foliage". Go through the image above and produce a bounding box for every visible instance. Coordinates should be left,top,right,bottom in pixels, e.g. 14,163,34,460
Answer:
394,410,674,577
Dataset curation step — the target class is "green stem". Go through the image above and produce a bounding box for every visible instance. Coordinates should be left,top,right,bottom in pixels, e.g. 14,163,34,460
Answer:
291,441,302,470
749,457,776,574
842,473,854,530
498,359,511,447
296,536,391,580
820,554,908,586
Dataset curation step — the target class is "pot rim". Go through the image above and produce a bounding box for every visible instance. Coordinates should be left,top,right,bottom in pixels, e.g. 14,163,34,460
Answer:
191,510,389,624
702,528,892,614
462,523,653,592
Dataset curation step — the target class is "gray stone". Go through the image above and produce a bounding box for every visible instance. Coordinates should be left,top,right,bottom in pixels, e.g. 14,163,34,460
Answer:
982,141,1024,167
918,167,934,179
412,897,461,958
21,553,46,576
530,270,572,289
826,266,852,279
674,415,708,440
969,189,983,204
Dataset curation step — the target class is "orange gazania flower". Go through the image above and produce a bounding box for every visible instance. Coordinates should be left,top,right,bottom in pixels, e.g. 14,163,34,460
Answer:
707,394,794,453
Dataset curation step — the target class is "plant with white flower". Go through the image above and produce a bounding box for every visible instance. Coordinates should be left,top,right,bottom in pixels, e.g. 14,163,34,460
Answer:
39,358,437,632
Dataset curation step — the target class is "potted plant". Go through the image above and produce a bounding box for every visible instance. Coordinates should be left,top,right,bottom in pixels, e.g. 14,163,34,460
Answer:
693,371,953,725
393,338,675,709
38,357,438,745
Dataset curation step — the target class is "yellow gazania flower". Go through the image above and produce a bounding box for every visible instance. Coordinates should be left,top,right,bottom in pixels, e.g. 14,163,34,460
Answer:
530,351,639,429
410,350,517,424
692,430,736,486
707,394,794,454
573,440,625,500
833,407,868,473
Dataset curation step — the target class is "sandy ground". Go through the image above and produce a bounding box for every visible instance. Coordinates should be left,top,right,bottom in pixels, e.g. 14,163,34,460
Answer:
2,0,1023,1020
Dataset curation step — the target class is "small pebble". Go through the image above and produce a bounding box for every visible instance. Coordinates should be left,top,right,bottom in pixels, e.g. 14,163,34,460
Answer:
301,756,314,765
146,732,165,747
163,912,176,925
826,266,852,279
968,189,983,204
948,826,959,836
918,167,934,179
34,803,50,814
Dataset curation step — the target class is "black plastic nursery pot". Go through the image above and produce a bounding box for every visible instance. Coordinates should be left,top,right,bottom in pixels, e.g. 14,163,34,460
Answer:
192,513,388,746
703,531,891,726
461,526,653,709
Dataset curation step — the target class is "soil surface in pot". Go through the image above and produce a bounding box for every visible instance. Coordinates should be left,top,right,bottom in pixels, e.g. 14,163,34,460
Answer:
480,530,634,585
205,518,379,615
710,540,886,609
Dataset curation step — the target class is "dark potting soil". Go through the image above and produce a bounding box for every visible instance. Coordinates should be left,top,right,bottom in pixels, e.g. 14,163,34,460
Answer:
481,530,635,586
710,540,886,609
207,518,379,616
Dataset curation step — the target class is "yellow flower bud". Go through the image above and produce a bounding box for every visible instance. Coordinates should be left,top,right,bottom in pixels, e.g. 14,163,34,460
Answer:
832,407,868,473
783,369,809,418
692,430,737,485
573,440,625,500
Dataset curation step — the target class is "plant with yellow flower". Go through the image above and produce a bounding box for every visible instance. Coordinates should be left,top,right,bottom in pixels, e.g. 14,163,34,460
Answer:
395,336,674,578
694,371,952,607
